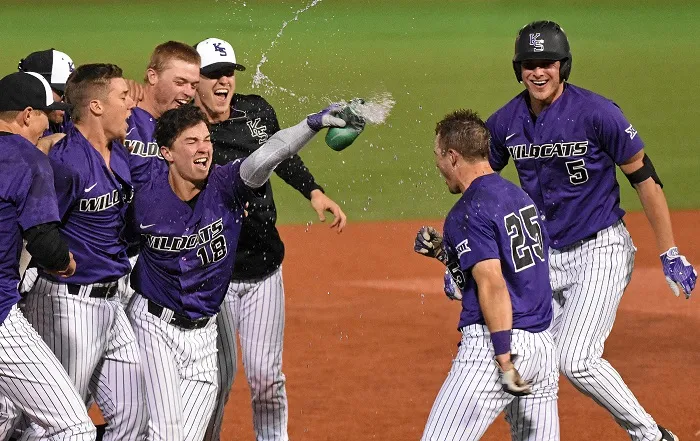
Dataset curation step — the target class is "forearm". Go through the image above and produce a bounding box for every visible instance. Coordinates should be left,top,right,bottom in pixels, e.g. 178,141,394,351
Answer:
479,284,513,334
23,223,70,271
239,119,316,189
635,179,675,253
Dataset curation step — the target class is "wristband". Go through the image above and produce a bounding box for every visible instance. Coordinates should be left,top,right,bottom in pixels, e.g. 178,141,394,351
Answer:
490,330,511,356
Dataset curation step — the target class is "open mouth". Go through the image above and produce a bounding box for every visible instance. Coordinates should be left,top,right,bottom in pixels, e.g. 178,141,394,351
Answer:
193,157,209,170
214,88,229,103
175,99,190,107
531,79,548,87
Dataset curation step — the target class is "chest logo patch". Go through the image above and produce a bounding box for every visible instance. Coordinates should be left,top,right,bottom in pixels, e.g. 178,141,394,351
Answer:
246,118,269,144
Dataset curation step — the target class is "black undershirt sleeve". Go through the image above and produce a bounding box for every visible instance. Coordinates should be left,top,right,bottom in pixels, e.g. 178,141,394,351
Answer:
23,223,70,272
274,154,324,200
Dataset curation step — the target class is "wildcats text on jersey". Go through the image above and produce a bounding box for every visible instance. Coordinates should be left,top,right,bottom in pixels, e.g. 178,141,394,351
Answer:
144,218,224,252
79,189,122,212
508,140,588,160
125,139,162,158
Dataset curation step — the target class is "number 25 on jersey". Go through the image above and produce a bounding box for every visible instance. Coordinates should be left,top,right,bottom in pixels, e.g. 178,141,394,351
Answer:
504,205,545,272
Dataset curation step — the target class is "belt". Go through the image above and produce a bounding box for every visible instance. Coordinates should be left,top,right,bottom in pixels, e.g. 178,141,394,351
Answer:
66,283,118,299
147,300,212,330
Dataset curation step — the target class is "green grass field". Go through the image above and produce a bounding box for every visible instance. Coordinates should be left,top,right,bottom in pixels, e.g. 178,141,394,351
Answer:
2,0,699,224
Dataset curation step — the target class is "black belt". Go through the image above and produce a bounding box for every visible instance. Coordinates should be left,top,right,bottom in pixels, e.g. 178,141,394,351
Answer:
66,283,118,299
147,300,212,330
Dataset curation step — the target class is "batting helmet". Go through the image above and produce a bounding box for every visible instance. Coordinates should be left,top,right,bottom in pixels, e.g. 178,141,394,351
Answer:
512,21,572,82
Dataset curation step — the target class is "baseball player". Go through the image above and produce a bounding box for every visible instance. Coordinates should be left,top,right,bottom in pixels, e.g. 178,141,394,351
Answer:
486,20,696,441
117,41,201,308
19,64,148,441
126,103,347,441
415,109,559,440
0,71,96,440
192,38,347,441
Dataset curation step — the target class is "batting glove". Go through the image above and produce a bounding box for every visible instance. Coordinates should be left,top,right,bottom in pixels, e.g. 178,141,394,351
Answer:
495,359,532,397
660,247,697,299
414,226,447,264
443,269,462,301
306,103,347,132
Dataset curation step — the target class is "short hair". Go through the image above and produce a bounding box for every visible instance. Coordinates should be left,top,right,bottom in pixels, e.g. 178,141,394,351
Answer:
155,103,209,148
65,63,123,123
0,110,22,122
146,41,201,79
435,109,490,161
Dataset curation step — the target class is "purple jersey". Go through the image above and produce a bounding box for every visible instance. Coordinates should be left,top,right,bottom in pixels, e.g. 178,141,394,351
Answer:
443,174,552,333
43,126,133,284
487,84,644,248
0,133,61,323
130,160,253,319
124,107,167,189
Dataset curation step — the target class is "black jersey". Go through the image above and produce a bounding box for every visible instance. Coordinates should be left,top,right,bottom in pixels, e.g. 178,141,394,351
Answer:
210,93,323,280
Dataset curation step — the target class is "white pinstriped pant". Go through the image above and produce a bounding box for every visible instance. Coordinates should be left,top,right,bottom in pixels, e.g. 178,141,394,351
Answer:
0,306,96,440
127,293,218,441
421,325,559,441
19,277,148,441
549,220,659,441
204,267,287,441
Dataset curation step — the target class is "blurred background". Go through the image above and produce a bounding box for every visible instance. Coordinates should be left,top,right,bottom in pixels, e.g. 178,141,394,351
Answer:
1,0,698,223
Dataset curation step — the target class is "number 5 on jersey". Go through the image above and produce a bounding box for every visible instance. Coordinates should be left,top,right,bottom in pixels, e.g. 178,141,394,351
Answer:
504,205,545,272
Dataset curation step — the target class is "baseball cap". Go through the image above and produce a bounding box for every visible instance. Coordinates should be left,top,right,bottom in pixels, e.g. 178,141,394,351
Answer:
195,38,246,77
0,72,71,112
18,49,75,92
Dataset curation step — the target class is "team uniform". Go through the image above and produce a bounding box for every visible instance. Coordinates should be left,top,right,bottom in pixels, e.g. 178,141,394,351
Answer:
21,126,148,441
487,83,661,440
118,106,167,307
0,132,95,441
422,173,558,441
205,94,324,441
127,158,254,441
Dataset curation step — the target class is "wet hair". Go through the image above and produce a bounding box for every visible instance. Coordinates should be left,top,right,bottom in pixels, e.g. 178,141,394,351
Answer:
435,109,490,161
146,41,200,80
155,103,209,148
65,63,123,123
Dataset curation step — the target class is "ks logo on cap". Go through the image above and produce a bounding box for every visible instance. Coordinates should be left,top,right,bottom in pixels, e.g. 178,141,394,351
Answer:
529,33,544,52
213,43,227,56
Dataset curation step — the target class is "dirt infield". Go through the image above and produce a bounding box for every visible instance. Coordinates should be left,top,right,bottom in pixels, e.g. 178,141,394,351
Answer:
92,211,700,439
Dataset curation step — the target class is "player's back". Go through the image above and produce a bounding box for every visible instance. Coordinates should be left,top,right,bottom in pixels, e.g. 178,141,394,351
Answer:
444,173,552,333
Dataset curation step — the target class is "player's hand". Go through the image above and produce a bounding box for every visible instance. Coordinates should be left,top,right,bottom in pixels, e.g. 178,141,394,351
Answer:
495,358,532,397
414,226,447,264
443,269,462,301
125,79,145,103
660,247,697,299
36,133,66,154
49,252,76,278
310,189,347,233
306,103,347,132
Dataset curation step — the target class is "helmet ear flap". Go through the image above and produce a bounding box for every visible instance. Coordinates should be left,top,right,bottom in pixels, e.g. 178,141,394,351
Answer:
560,57,572,81
513,61,523,82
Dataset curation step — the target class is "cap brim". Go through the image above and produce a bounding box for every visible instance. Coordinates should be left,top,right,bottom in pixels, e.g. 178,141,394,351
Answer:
44,101,72,111
51,83,66,93
201,62,246,75
514,52,566,62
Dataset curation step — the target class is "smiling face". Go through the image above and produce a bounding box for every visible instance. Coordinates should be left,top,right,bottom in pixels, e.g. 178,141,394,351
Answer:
161,121,212,184
521,59,564,114
149,59,200,117
195,68,236,123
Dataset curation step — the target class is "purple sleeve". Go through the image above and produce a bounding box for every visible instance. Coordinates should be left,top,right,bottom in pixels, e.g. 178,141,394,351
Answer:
15,158,60,231
49,159,83,219
209,159,256,208
444,209,499,272
594,100,645,165
485,114,509,172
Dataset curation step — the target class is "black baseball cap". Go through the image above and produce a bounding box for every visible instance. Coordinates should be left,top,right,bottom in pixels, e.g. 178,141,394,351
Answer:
18,49,75,92
0,72,72,111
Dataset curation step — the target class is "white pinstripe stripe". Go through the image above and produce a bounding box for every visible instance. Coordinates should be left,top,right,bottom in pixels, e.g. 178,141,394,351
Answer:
0,306,96,440
205,267,287,441
548,221,659,441
18,276,148,441
421,325,559,441
128,293,218,441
